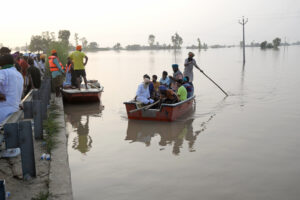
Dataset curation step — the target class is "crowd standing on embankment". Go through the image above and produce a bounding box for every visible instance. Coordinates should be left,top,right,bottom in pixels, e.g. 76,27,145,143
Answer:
135,52,202,107
0,47,44,124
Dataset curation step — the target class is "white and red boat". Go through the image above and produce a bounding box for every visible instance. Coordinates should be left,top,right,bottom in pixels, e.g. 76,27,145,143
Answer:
61,80,104,103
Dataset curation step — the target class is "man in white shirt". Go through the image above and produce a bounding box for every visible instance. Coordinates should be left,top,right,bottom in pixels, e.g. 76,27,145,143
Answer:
135,74,154,104
0,55,24,123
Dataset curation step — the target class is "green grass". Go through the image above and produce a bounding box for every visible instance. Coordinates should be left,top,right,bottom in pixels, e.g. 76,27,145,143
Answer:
43,104,62,153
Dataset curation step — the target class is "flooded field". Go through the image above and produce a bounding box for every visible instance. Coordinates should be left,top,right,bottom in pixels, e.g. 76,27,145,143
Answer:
65,46,300,200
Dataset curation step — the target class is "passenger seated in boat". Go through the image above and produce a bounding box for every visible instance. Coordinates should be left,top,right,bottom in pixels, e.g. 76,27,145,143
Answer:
63,57,73,89
183,76,194,98
169,64,183,91
159,71,170,88
150,75,160,100
135,74,154,105
159,85,179,104
176,80,187,101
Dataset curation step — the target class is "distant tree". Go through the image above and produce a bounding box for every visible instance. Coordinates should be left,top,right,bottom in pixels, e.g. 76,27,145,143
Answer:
126,44,142,50
0,43,3,48
29,35,44,52
80,37,88,49
260,41,268,49
88,42,99,50
74,33,79,46
197,38,202,50
266,43,273,48
113,43,122,50
50,32,56,41
14,47,21,51
273,37,281,49
148,34,155,47
42,31,52,43
58,30,71,45
171,32,183,49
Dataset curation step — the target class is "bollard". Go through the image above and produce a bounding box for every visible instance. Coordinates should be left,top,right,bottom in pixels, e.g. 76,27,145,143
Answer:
23,101,33,119
18,120,36,178
4,123,19,149
0,180,6,200
32,100,43,139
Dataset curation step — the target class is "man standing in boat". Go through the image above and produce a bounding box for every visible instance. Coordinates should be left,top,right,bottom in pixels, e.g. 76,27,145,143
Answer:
184,52,203,83
69,45,89,90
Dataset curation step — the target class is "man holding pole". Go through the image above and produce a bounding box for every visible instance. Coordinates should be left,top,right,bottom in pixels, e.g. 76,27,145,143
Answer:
184,52,203,83
184,51,228,97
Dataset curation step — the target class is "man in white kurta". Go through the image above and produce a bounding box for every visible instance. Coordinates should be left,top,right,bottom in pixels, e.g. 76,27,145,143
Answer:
136,75,154,104
184,52,203,82
0,55,24,124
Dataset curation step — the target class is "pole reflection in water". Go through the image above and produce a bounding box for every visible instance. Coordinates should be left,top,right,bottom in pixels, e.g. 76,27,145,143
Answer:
125,118,202,155
64,103,104,154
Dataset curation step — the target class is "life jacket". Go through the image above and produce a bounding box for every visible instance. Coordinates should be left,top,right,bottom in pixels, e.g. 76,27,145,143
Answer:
65,63,72,72
48,56,64,72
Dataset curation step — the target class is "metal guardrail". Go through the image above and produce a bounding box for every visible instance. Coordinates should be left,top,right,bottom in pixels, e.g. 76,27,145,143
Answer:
0,78,51,197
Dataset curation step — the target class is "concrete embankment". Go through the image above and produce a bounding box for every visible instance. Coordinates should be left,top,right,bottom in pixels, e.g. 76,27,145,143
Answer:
48,96,73,200
0,95,73,200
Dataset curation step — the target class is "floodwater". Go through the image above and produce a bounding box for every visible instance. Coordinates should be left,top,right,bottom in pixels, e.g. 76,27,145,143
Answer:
65,46,300,200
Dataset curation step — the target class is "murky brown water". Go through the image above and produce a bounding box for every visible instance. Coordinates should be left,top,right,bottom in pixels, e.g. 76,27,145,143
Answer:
65,46,300,200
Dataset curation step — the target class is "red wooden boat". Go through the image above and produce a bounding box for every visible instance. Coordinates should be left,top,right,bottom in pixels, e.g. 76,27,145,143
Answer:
124,96,195,122
62,81,104,103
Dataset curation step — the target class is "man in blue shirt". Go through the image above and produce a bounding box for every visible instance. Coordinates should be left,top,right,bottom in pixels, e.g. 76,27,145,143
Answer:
159,71,170,88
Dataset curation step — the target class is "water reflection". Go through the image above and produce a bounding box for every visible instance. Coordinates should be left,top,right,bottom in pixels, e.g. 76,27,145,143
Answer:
125,119,201,155
64,103,104,154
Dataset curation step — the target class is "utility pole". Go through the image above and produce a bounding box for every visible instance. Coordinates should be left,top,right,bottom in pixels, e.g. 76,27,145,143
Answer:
239,16,248,64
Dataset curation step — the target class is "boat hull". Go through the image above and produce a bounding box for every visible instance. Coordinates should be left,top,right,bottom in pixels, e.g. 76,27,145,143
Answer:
124,96,195,122
62,87,103,103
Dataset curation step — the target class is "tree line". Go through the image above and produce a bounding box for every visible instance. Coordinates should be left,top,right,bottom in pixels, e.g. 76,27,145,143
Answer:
4,31,300,53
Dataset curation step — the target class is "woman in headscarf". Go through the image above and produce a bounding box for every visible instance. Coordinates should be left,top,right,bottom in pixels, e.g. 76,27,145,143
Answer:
135,74,154,104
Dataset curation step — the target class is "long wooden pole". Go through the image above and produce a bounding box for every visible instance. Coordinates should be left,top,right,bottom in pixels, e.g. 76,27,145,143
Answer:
129,100,160,113
198,69,228,96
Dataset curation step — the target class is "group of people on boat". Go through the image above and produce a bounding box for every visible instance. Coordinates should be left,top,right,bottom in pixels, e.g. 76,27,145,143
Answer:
49,45,89,97
0,45,89,124
135,52,203,105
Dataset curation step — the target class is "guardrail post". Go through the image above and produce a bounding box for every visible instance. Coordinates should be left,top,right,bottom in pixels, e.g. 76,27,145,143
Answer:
39,83,47,120
23,101,33,119
32,89,40,100
18,120,36,178
33,100,43,139
0,180,6,200
46,78,51,104
4,123,19,149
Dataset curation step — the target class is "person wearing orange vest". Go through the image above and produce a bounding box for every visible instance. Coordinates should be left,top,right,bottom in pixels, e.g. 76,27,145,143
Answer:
48,49,65,97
